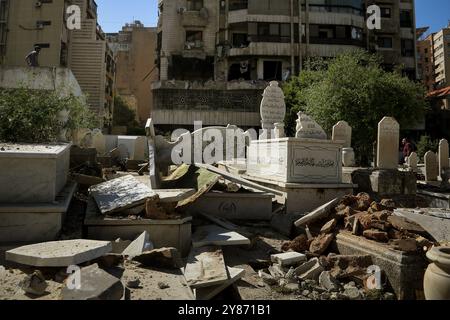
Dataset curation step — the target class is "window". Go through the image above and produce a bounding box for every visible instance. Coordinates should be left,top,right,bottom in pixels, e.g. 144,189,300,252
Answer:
269,24,279,36
187,0,203,11
377,37,393,48
232,33,248,47
401,39,414,57
400,10,412,28
280,24,290,37
380,7,391,18
186,30,202,42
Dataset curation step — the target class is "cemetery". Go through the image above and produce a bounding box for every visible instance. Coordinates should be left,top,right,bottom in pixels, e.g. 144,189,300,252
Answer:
1,81,450,301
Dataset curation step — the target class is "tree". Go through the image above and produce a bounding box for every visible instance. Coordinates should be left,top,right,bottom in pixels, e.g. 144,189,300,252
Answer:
113,95,139,128
0,88,96,143
283,50,428,165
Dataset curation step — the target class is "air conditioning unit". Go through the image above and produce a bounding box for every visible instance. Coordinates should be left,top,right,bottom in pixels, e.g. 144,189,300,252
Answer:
35,1,42,7
177,7,187,14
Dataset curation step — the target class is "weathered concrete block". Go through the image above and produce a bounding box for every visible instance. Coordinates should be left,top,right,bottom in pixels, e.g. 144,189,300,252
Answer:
188,192,273,220
336,232,427,300
0,143,71,203
370,169,417,197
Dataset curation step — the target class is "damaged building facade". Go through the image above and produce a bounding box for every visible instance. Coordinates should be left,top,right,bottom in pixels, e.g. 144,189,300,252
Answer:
153,0,417,130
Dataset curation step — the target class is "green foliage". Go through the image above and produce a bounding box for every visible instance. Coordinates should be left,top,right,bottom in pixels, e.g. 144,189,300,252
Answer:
113,96,139,128
283,50,427,165
417,135,439,161
0,88,96,143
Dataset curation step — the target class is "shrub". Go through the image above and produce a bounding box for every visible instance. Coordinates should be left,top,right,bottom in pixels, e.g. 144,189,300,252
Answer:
0,87,97,143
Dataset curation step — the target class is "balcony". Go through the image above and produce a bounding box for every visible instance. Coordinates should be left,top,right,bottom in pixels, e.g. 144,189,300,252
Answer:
181,10,208,28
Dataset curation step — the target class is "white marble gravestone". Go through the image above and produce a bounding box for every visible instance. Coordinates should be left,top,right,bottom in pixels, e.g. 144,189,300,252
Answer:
260,81,286,138
295,112,327,140
332,121,352,147
407,152,418,173
376,117,400,170
424,151,438,182
439,139,449,179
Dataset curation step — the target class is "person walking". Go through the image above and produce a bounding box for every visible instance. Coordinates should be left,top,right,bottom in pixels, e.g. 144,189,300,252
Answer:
25,45,41,67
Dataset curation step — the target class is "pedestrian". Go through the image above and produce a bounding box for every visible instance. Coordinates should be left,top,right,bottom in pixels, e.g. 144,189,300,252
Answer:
25,45,41,67
401,138,413,163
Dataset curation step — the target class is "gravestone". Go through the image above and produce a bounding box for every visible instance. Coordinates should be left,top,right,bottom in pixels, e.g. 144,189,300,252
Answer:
332,121,352,147
295,112,327,140
92,129,106,155
424,151,438,182
407,152,418,173
118,136,147,161
376,117,399,169
438,139,449,179
260,81,286,139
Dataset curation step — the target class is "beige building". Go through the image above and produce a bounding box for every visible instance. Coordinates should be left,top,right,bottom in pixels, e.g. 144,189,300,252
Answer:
417,27,434,92
0,0,115,129
433,25,450,89
154,0,418,129
107,21,158,124
1,0,69,67
68,0,115,128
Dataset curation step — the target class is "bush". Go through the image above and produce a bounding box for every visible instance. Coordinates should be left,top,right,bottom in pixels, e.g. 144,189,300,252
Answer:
417,135,439,161
0,88,97,143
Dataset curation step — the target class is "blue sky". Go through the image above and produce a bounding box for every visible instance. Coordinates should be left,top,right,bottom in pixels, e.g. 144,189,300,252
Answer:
97,0,449,34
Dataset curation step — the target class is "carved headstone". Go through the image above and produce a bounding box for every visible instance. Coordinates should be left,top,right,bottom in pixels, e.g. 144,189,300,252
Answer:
438,139,449,179
376,117,399,169
424,151,438,182
407,152,418,173
145,118,160,189
332,121,352,148
260,81,286,138
295,112,327,140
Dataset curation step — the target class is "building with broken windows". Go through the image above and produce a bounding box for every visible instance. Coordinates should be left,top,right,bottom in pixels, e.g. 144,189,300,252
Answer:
153,0,417,130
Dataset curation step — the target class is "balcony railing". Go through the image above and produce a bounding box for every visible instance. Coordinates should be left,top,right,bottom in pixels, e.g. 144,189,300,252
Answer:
246,35,365,47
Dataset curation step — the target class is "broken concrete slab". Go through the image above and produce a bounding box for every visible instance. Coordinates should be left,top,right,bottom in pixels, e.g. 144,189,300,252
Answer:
310,234,334,255
184,246,228,289
132,247,183,269
20,271,48,296
61,264,124,300
294,258,324,281
319,271,339,292
122,231,153,259
387,215,426,234
6,240,112,267
394,209,450,243
194,267,245,300
270,252,307,267
294,198,341,227
89,175,158,215
192,225,250,248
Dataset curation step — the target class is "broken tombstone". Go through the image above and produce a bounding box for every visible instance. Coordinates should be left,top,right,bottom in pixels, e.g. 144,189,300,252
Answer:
132,247,183,269
61,264,124,300
270,252,307,267
294,258,324,281
122,231,154,259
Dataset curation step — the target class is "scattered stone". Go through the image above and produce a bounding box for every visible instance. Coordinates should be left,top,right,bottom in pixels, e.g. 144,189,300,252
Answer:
309,233,334,255
97,254,124,268
343,285,362,300
61,264,124,300
126,278,141,289
122,231,153,259
287,234,309,253
132,247,183,269
320,219,337,234
363,229,389,242
384,292,396,300
390,239,418,252
270,252,307,267
380,199,396,209
294,258,324,281
20,271,47,296
6,240,112,267
268,264,285,279
373,211,390,221
284,283,299,293
258,270,277,286
319,271,339,292
301,290,311,297
192,225,251,248
388,215,426,234
356,193,372,211
158,282,170,289
320,292,331,300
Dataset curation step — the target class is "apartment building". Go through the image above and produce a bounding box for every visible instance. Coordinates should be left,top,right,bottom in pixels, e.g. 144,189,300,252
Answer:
154,0,417,129
0,0,70,67
433,26,450,90
417,27,434,92
107,21,158,124
0,0,115,128
68,0,115,128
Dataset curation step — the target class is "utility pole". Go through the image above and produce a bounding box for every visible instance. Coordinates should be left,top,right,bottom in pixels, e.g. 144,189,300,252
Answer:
298,0,302,74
